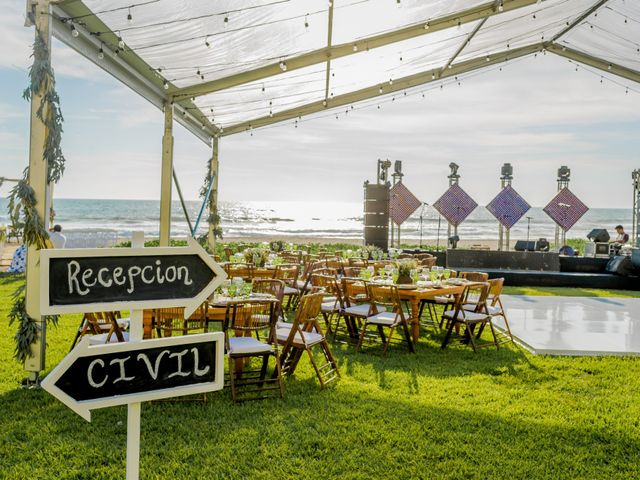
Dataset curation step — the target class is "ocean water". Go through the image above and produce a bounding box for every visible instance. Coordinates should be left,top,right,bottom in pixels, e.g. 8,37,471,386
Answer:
0,198,633,248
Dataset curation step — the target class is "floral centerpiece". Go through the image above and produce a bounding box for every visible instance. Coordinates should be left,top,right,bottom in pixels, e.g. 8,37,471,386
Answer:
269,240,285,252
361,244,384,260
396,259,418,284
244,247,269,267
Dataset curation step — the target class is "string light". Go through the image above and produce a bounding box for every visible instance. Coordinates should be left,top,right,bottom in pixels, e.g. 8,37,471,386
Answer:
486,55,490,62
97,44,104,60
118,34,125,48
71,24,79,37
379,86,383,94
608,63,612,70
279,60,287,71
304,14,309,29
205,36,211,48
424,23,429,30
163,80,169,90
498,1,504,12
352,44,358,52
127,7,132,24
224,13,229,24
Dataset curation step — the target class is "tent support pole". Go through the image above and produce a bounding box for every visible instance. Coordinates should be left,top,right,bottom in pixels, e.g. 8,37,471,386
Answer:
207,137,220,252
24,0,52,380
172,167,193,235
159,102,174,246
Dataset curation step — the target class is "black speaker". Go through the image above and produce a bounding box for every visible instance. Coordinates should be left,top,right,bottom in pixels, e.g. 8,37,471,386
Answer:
587,229,610,243
606,256,633,276
536,238,550,252
515,240,536,251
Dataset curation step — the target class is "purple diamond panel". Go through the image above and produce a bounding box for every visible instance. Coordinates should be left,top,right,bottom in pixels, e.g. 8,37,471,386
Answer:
486,185,531,229
389,182,422,225
543,187,589,231
433,184,478,227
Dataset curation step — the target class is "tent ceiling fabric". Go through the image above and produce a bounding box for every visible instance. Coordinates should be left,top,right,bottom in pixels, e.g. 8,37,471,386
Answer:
53,0,640,139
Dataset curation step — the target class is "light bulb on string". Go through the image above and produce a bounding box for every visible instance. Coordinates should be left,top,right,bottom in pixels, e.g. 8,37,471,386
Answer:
379,86,383,94
608,63,612,70
424,23,430,30
118,34,124,49
498,1,504,12
304,14,309,29
353,44,358,52
279,61,287,71
205,36,211,48
163,80,169,90
127,8,132,24
97,44,104,60
114,48,119,56
197,68,201,76
71,24,79,37
224,14,229,24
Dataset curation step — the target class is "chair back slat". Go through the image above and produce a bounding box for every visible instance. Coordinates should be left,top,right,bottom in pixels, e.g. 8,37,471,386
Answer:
341,277,369,306
459,271,489,282
224,300,277,333
225,263,255,281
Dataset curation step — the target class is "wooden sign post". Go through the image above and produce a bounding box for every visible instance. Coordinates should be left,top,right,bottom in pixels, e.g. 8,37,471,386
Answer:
40,233,227,480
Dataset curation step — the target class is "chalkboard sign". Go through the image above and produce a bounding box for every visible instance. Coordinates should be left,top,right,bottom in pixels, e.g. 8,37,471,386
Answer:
41,332,224,421
49,254,213,306
39,238,227,317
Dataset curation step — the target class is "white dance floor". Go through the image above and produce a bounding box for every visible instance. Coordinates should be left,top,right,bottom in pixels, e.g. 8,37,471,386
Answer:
495,296,640,356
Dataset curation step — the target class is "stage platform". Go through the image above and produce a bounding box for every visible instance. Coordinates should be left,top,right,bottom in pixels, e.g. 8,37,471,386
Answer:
496,295,640,356
470,268,640,290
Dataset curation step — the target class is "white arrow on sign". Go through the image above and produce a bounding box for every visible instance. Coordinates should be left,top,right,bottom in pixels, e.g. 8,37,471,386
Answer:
41,332,224,422
40,237,227,318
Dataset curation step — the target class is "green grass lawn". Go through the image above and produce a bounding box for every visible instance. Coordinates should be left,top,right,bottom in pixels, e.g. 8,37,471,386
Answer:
1,273,640,479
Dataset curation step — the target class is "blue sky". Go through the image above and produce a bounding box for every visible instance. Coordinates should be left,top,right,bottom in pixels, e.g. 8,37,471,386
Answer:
1,0,639,208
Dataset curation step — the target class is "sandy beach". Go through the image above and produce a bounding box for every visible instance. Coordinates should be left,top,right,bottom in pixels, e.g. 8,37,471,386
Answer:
223,236,515,250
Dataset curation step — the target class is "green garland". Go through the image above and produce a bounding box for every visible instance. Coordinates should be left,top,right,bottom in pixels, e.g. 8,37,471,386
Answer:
7,32,65,363
198,161,223,251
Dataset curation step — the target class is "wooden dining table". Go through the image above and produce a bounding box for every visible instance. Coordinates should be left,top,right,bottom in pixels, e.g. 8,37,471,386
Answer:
353,281,466,342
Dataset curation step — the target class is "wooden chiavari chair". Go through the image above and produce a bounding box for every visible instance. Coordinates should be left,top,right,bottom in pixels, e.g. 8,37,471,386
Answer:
276,293,340,389
358,285,414,356
224,299,284,402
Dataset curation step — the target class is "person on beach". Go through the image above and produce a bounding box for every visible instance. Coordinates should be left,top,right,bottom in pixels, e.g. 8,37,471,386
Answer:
613,225,629,245
49,224,66,248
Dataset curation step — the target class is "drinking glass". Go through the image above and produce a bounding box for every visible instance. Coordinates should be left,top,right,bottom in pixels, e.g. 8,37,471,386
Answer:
227,284,237,298
410,269,419,283
443,269,451,281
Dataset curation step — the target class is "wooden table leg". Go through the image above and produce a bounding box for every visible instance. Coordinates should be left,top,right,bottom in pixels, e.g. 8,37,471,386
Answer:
410,297,420,342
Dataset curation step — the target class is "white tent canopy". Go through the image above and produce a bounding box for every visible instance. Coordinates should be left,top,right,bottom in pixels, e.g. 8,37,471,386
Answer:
49,0,640,143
